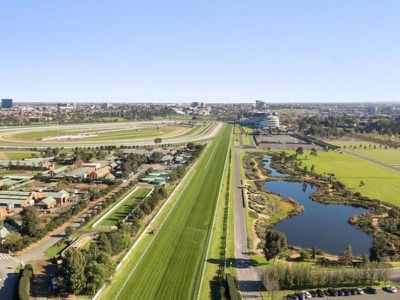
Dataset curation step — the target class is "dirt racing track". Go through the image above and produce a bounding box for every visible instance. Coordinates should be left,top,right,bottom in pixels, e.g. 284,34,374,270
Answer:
0,121,223,148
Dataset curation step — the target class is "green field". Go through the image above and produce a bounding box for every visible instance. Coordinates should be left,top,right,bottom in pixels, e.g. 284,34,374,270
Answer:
329,140,400,167
199,128,233,299
300,150,400,207
0,150,40,159
97,187,151,227
242,134,255,147
11,126,184,142
100,124,232,300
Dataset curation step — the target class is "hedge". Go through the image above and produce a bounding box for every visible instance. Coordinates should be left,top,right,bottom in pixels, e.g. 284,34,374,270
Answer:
18,264,33,300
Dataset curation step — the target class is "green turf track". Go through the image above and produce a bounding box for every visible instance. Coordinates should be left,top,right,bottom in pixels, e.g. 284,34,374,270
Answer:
104,124,232,300
98,187,151,227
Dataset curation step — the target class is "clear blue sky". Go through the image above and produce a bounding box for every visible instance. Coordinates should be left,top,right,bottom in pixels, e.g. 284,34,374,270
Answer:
1,0,399,103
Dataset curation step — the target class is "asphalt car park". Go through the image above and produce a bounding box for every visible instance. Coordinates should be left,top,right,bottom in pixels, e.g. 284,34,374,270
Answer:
334,290,399,299
285,288,399,300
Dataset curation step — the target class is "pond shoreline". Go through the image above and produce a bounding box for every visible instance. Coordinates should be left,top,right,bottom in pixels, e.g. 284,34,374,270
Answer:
244,151,400,260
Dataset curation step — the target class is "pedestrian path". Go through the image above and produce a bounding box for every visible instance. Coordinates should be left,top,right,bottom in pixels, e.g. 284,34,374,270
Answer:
0,254,12,260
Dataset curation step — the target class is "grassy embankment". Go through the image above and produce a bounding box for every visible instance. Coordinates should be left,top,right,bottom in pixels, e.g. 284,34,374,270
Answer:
97,187,151,227
99,124,232,300
299,150,400,207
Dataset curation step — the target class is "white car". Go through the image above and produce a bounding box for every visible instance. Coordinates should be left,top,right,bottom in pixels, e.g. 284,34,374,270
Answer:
383,286,398,293
302,291,312,299
356,287,364,295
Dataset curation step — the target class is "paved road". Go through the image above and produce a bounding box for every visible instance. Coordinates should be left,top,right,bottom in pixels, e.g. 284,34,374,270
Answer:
233,146,262,299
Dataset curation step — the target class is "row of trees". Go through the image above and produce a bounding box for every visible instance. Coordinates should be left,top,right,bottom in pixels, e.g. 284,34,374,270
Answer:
261,263,391,291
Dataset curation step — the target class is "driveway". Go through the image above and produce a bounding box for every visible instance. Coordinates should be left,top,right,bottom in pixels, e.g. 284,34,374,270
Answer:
233,146,262,299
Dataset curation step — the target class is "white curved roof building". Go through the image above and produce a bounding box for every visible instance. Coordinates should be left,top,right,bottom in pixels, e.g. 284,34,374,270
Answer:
265,115,280,128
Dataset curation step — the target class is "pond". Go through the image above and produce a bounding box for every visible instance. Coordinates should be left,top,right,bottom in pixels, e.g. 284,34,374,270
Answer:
262,156,372,255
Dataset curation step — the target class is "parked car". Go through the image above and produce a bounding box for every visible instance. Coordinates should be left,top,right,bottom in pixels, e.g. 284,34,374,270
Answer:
342,288,351,296
327,288,337,296
316,289,326,297
349,288,357,295
365,286,377,294
383,286,398,293
356,287,364,295
309,290,317,297
50,277,58,290
286,294,299,300
337,289,344,296
302,291,311,299
295,292,305,300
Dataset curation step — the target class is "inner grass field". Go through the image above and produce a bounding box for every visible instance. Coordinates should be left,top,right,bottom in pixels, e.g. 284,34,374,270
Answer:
100,124,232,300
10,125,186,142
97,187,151,227
300,150,400,207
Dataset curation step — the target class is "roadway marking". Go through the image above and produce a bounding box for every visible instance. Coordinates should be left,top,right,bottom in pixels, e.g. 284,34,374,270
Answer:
0,254,12,260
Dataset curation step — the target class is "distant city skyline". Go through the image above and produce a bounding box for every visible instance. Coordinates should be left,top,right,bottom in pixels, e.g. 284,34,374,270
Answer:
1,1,400,103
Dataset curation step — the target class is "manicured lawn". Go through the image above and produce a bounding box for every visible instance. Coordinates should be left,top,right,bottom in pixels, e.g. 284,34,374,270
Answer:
100,124,232,300
329,140,400,167
45,239,69,258
199,126,233,299
242,134,255,147
300,150,400,207
97,187,151,227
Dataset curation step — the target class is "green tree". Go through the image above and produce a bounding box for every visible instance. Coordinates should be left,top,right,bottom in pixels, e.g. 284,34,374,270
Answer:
310,148,318,156
62,250,87,294
263,230,287,261
338,245,353,265
370,238,386,262
20,206,40,237
295,147,304,156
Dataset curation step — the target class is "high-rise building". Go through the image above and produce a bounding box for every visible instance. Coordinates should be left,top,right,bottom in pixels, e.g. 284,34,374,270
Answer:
255,100,267,110
1,99,13,109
